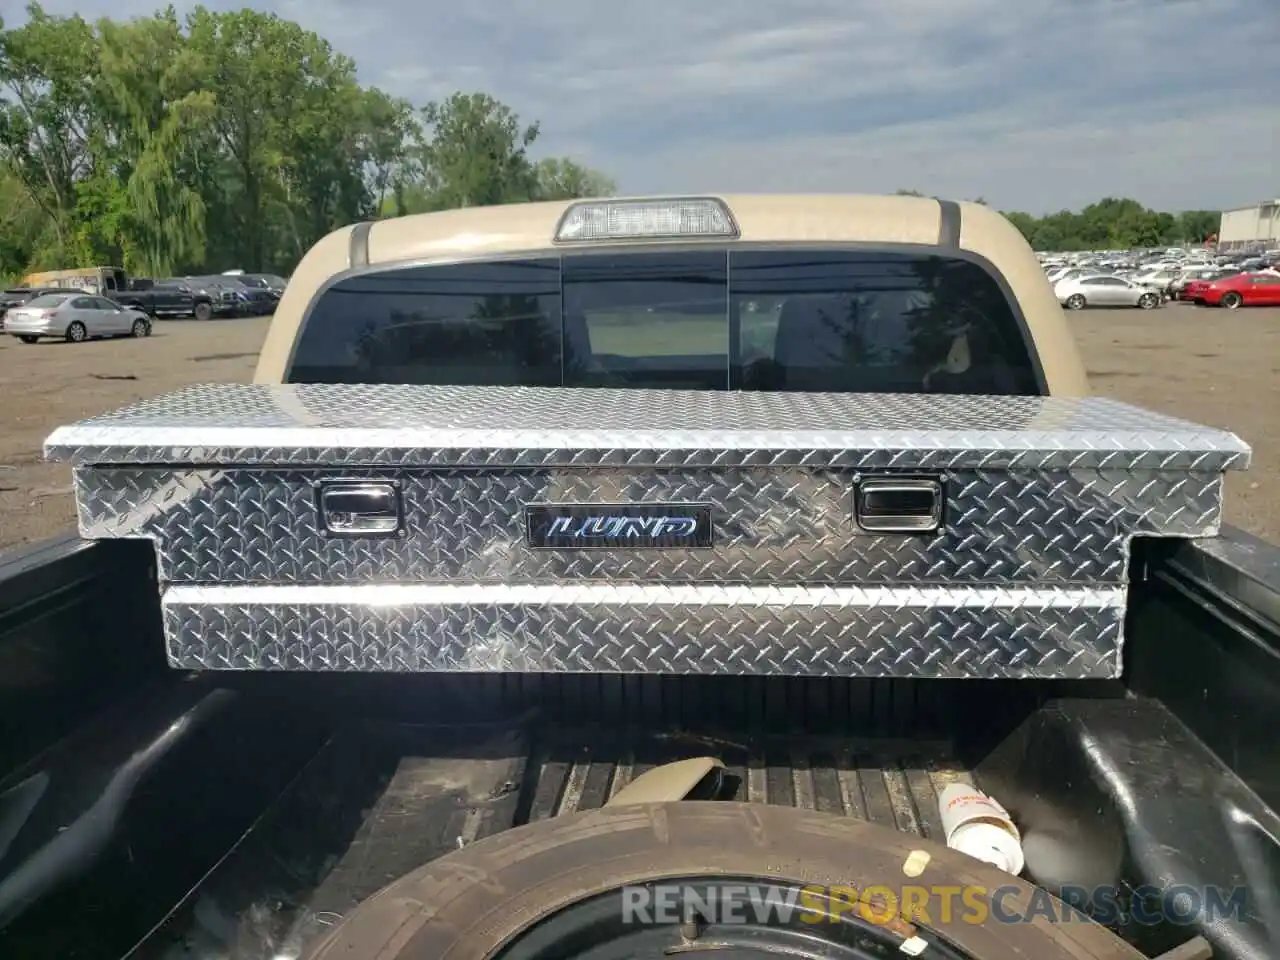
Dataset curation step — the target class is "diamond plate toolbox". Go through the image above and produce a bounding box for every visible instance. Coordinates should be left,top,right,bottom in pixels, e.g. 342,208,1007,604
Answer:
45,384,1250,680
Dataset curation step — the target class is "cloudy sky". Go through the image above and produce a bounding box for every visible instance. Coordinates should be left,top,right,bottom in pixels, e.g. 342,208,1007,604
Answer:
18,0,1280,213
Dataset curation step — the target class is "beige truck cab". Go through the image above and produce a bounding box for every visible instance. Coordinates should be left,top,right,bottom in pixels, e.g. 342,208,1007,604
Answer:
253,194,1090,396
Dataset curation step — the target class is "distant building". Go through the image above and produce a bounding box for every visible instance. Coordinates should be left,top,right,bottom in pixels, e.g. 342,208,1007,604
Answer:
1217,200,1279,251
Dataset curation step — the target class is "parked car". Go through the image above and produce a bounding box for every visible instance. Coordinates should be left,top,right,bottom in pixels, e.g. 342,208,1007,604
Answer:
2,292,152,343
1195,272,1280,309
0,286,88,320
221,269,287,295
1055,274,1162,310
115,278,219,320
237,272,287,302
192,276,276,315
1178,270,1241,302
1171,267,1237,299
1128,269,1178,299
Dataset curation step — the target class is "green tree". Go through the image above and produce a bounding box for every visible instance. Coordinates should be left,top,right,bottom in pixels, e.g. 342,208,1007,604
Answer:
94,11,215,273
532,157,616,200
1000,197,1222,251
1179,210,1220,243
1004,210,1039,241
362,88,420,217
0,163,43,278
182,7,375,270
0,4,99,261
419,91,540,209
0,10,613,277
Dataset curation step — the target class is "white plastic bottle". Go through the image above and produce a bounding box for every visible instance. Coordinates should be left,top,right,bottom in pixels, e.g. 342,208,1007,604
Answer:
937,783,1025,875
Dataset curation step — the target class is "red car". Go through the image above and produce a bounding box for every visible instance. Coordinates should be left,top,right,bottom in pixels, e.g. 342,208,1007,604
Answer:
1178,271,1236,302
1195,272,1280,309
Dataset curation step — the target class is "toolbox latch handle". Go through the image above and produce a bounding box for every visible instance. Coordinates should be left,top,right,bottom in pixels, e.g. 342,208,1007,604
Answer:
317,480,403,537
854,478,942,534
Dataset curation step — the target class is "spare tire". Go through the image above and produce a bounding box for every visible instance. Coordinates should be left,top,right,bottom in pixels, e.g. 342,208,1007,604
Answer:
305,802,1143,960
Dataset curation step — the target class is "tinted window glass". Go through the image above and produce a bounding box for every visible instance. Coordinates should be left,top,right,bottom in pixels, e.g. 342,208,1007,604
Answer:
562,252,727,389
730,250,1038,395
287,248,1039,395
288,259,561,385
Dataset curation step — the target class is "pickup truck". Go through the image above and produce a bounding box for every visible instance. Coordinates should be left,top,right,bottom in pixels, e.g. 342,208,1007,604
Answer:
114,278,220,321
192,275,279,316
1,195,1276,960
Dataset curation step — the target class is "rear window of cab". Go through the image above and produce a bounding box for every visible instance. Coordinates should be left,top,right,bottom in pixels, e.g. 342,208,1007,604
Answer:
286,248,1042,395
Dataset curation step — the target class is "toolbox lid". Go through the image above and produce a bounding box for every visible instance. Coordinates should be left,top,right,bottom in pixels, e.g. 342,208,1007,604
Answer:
44,382,1251,471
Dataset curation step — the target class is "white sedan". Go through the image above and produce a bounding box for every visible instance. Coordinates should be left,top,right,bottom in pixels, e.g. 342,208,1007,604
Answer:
3,293,152,343
1055,275,1162,311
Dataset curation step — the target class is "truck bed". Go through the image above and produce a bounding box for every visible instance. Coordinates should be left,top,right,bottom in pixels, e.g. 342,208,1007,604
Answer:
141,713,970,959
2,536,1278,960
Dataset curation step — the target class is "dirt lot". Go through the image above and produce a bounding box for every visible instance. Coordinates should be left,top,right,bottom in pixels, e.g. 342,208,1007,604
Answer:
1,305,1277,551
0,318,266,549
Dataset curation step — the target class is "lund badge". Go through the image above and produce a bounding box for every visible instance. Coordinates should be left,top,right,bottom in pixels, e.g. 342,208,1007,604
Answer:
525,503,714,550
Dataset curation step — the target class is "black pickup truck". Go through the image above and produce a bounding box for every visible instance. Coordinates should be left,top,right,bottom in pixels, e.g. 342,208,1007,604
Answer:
193,276,278,316
114,278,219,321
1,196,1276,960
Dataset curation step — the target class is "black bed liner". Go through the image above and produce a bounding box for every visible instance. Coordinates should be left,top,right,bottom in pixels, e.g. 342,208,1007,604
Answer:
5,534,1278,960
139,717,971,959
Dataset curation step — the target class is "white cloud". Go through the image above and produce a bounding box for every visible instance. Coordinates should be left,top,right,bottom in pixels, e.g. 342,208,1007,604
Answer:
20,0,1280,211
